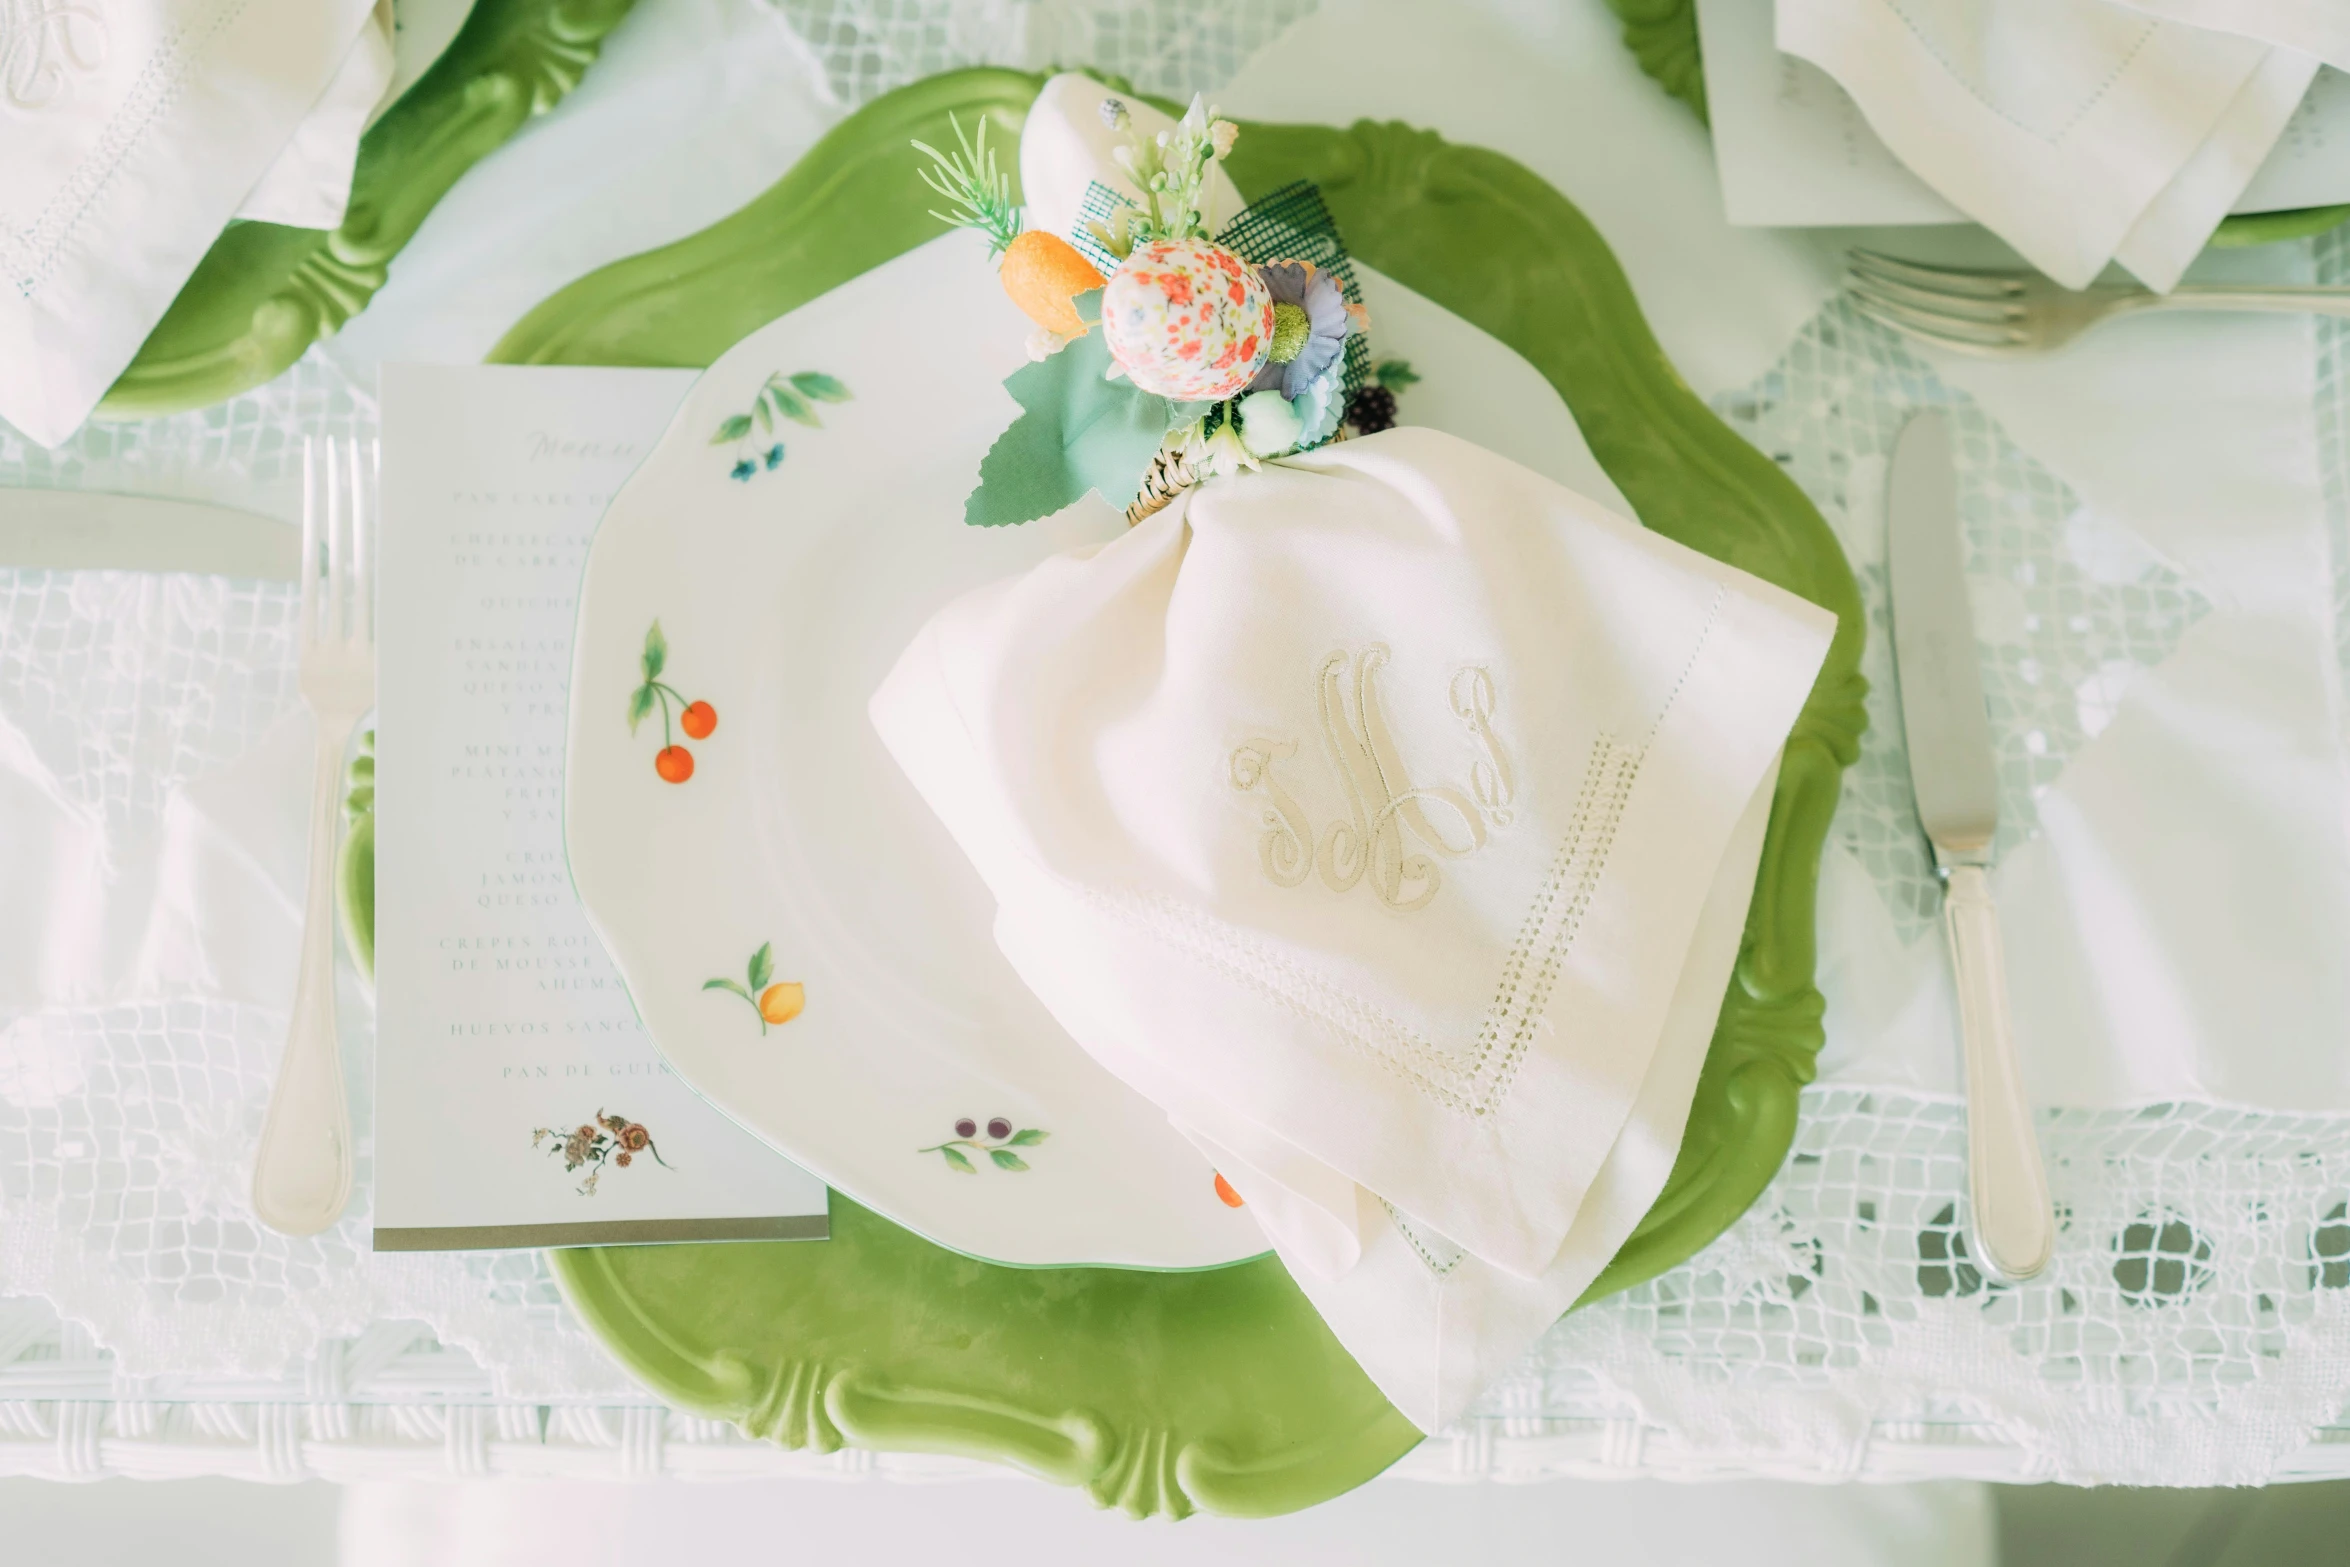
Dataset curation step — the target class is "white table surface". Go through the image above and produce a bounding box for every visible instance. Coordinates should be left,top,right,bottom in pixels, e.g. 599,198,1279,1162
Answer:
10,0,2350,1492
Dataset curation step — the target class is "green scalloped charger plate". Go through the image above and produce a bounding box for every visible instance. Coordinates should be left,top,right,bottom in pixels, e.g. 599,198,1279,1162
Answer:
91,0,640,422
458,69,1866,1519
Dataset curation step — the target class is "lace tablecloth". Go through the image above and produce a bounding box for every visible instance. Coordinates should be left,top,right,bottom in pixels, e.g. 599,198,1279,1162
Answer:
7,0,2350,1489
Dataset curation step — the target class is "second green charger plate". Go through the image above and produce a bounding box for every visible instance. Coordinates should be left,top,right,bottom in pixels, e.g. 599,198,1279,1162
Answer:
489,69,1867,1519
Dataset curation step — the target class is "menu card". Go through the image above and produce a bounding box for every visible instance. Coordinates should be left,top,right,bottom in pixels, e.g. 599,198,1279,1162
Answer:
1698,0,2350,228
373,365,830,1250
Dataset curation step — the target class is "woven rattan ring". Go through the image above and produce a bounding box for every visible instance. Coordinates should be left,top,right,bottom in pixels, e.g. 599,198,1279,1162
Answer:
1125,424,1349,527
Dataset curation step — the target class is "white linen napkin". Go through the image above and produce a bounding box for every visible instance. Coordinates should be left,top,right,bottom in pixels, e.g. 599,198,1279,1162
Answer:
1776,0,2317,291
236,0,398,229
0,0,380,448
871,428,1835,1428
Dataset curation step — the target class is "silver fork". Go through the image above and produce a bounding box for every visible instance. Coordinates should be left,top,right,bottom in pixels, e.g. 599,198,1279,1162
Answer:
1847,249,2350,357
252,437,376,1237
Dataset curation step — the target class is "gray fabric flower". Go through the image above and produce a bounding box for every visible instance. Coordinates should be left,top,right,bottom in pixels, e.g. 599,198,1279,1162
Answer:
1250,261,1349,399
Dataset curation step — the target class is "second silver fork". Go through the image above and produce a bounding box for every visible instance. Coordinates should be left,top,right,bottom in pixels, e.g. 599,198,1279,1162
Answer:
252,436,377,1238
1847,248,2350,357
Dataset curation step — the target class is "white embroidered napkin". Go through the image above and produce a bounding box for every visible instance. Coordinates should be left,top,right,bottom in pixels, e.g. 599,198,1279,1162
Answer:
0,0,380,447
1775,0,2316,290
871,428,1834,1427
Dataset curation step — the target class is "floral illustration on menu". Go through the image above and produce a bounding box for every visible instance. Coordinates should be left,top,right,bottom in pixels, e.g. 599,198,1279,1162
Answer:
627,619,715,783
703,941,805,1035
712,370,853,480
533,1111,671,1196
920,1116,1048,1174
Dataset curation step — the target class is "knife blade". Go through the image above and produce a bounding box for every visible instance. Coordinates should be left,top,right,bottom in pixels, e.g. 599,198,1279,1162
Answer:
1888,411,2054,1283
0,487,298,580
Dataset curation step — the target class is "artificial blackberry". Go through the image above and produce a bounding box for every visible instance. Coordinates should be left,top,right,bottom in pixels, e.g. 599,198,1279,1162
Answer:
1345,359,1421,435
1346,383,1398,434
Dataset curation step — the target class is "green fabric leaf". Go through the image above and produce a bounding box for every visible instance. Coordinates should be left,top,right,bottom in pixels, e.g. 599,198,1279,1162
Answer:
791,371,852,402
642,621,667,680
966,296,1169,528
988,1148,1029,1171
766,383,818,427
712,413,754,444
941,1146,976,1174
703,978,750,999
748,942,773,990
1006,1128,1046,1146
627,683,655,734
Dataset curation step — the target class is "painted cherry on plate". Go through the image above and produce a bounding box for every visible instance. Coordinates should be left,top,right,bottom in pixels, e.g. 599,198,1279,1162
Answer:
627,620,716,782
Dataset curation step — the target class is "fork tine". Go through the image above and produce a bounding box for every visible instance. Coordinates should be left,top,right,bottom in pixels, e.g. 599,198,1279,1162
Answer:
355,438,376,649
1848,291,2029,355
1847,272,2029,339
1845,267,2020,325
328,438,350,641
1850,291,2015,345
1848,249,2024,299
299,438,320,648
1845,278,1976,337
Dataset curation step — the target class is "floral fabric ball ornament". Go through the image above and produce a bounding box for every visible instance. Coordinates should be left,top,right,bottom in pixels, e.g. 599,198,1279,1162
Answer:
1101,237,1275,401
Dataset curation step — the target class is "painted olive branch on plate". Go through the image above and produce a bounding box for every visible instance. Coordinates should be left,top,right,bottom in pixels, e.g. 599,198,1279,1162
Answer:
712,370,853,480
920,1116,1048,1173
704,941,806,1034
627,620,715,782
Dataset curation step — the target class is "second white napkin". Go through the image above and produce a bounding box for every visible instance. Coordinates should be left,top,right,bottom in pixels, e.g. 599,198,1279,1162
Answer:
1777,0,2315,290
0,0,380,447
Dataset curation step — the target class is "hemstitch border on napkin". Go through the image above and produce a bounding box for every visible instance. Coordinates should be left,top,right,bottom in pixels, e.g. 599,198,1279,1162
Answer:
1097,729,1643,1119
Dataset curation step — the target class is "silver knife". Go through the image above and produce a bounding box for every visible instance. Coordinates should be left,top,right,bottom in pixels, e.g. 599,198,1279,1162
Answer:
1888,410,2054,1283
0,487,298,579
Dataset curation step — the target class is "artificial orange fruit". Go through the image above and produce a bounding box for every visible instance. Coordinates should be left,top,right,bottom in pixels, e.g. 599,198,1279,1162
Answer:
655,745,694,783
758,981,805,1026
1000,230,1105,339
681,700,717,739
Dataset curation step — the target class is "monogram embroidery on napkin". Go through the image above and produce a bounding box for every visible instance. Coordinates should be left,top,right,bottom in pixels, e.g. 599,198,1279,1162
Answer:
1119,585,1725,1117
1,1,108,111
1159,731,1643,1114
1229,646,1508,913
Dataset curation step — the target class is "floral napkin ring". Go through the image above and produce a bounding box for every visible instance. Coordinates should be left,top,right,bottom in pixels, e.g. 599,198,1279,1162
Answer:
914,97,1413,530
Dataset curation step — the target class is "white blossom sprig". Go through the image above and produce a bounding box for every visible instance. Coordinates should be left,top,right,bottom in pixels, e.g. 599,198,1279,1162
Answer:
1090,95,1239,260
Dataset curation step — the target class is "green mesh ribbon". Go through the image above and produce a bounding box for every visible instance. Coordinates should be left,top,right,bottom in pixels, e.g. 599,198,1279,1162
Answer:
1069,181,1128,278
1074,178,1371,401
